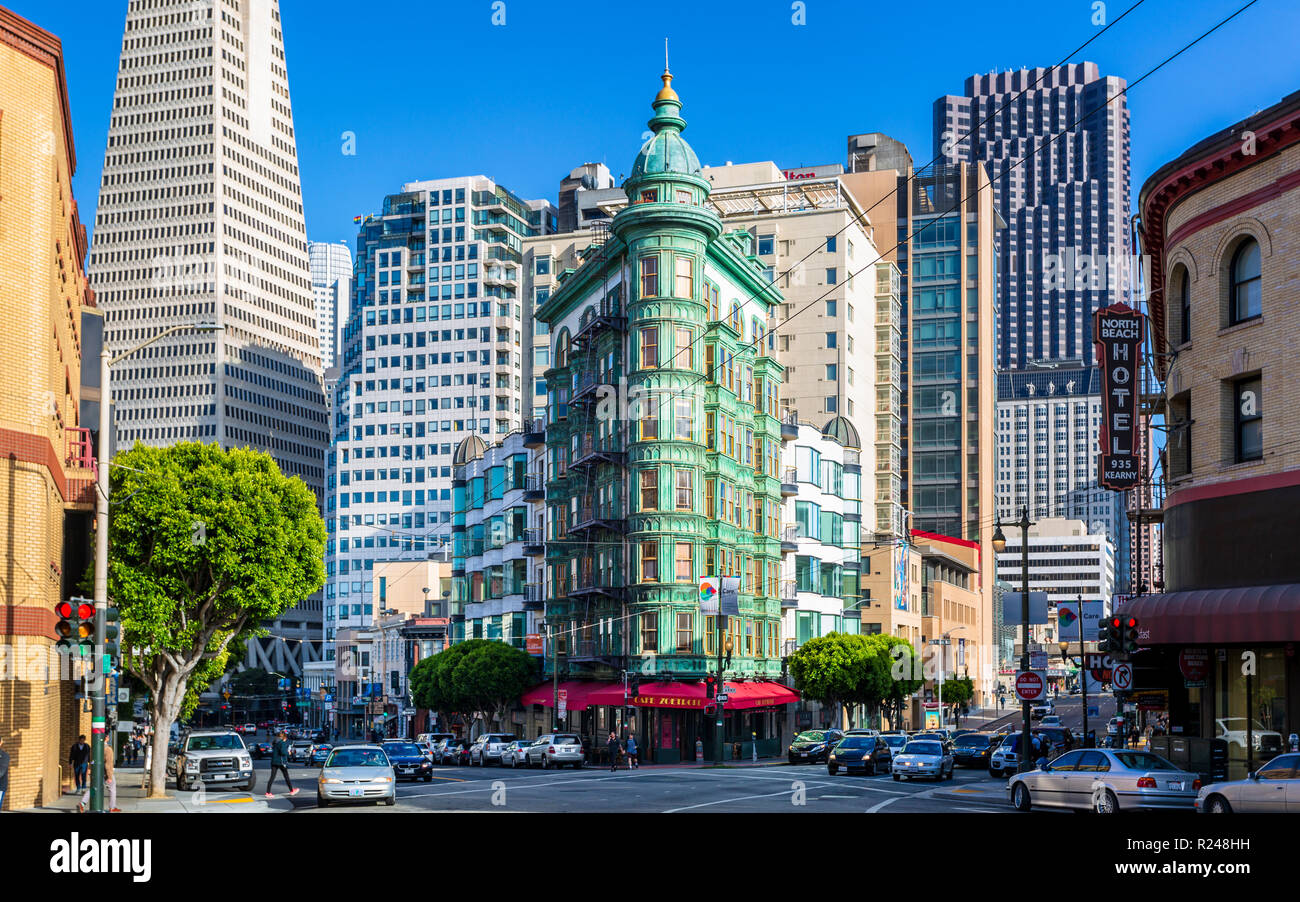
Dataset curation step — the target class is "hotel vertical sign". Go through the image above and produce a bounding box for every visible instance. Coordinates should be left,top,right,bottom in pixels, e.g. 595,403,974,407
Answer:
1094,303,1144,489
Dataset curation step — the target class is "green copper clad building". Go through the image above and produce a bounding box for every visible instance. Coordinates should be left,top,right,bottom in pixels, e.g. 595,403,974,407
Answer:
534,71,797,762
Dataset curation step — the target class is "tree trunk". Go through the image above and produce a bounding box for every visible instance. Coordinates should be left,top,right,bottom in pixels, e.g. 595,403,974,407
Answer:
147,672,186,798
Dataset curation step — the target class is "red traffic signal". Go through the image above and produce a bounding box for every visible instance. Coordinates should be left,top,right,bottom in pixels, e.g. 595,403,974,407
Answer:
54,599,94,654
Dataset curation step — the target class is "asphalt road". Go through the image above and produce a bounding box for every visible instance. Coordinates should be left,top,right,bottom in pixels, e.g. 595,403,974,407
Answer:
231,757,1035,813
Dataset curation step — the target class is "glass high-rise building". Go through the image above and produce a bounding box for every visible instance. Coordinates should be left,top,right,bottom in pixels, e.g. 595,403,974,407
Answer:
323,176,555,647
934,62,1131,371
310,241,353,370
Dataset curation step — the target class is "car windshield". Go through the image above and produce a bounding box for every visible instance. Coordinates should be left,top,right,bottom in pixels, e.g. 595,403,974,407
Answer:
954,735,990,748
882,735,907,747
1113,752,1179,771
903,741,942,756
385,744,421,755
795,731,826,742
328,749,389,768
836,737,872,749
187,735,244,751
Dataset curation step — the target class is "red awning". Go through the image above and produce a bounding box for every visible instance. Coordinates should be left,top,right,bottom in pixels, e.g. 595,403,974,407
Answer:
1124,584,1300,645
624,680,799,710
520,681,618,709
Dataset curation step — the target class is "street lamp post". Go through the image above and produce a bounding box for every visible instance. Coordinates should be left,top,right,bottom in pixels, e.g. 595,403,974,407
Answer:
993,507,1034,773
90,322,221,812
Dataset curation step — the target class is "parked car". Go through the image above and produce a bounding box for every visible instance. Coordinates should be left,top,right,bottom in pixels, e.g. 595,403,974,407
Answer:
1195,753,1300,813
828,735,892,776
317,744,395,807
497,740,528,768
989,732,1050,777
437,738,469,766
382,740,434,781
469,733,517,766
1009,749,1200,813
951,732,995,768
525,733,584,769
787,730,844,764
416,732,454,758
309,744,332,766
1215,718,1286,756
287,740,313,762
892,739,954,781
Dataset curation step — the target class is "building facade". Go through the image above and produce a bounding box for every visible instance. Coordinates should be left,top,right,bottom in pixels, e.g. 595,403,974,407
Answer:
533,72,797,763
994,517,1115,610
1129,90,1300,780
87,0,328,494
309,240,353,370
935,62,1132,371
323,176,555,649
0,7,98,810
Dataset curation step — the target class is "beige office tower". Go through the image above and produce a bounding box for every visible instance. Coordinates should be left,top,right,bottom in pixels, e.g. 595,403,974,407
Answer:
87,0,327,500
842,137,1000,702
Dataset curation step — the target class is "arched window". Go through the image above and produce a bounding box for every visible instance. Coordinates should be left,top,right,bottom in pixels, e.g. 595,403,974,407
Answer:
555,331,570,368
1175,266,1191,345
1229,239,1261,324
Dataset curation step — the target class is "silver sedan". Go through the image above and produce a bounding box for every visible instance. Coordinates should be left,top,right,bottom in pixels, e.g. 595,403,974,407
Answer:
317,744,396,808
1008,749,1199,813
1196,753,1300,813
891,740,954,781
500,740,532,768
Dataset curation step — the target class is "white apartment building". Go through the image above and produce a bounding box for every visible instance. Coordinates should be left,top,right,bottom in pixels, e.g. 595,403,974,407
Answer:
994,517,1115,609
310,240,353,369
323,176,555,647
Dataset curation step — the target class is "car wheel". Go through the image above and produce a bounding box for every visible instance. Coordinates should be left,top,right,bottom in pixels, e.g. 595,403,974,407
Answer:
317,795,329,808
867,761,877,777
1095,789,1119,815
424,774,432,782
1206,795,1232,814
893,773,901,781
542,756,550,770
384,794,395,807
827,765,837,776
1012,783,1032,812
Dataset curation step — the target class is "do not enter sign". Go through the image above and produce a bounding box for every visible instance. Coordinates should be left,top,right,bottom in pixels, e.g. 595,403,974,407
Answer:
1015,671,1046,702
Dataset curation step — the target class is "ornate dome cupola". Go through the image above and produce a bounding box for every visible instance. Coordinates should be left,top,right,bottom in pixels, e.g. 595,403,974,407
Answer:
622,67,712,209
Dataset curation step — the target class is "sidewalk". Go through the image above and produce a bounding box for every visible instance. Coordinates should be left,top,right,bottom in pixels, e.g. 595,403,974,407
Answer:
31,766,273,813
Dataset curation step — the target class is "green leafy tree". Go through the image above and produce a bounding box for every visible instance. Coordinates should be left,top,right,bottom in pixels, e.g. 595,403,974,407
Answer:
410,642,474,724
875,634,923,730
410,640,537,734
939,675,974,726
788,633,888,730
109,442,325,796
227,667,279,698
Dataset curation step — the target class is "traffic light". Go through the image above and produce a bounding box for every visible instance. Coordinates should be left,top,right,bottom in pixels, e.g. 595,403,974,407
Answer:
1122,617,1140,655
54,598,94,655
99,604,120,657
630,674,641,697
704,675,716,699
1098,616,1120,655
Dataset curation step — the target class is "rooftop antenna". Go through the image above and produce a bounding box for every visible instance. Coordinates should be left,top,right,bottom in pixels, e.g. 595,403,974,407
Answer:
665,37,669,72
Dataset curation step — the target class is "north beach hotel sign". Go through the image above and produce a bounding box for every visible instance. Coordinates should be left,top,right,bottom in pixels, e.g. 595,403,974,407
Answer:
1094,304,1144,489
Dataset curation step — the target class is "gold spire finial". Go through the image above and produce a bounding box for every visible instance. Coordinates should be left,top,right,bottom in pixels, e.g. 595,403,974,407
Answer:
655,40,679,105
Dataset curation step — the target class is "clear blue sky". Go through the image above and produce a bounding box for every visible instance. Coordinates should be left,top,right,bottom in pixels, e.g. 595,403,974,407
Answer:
13,0,1299,247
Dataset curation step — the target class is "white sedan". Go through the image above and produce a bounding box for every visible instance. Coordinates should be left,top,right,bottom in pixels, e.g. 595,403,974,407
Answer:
891,740,954,781
1196,753,1300,813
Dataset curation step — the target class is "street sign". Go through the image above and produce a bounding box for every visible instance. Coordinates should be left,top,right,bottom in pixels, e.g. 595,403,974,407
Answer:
117,688,130,703
1112,662,1133,691
525,633,544,655
1084,653,1115,670
1014,670,1046,702
715,693,729,703
1029,651,1048,671
1002,592,1050,625
557,689,568,701
1178,648,1210,688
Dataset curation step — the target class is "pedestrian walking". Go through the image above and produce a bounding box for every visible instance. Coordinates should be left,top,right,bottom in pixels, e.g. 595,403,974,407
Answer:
0,735,10,811
625,732,639,769
69,735,90,792
79,741,118,812
606,731,621,772
263,730,299,798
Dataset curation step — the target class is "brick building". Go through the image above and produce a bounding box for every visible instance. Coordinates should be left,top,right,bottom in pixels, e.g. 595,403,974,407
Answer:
0,6,98,809
1129,89,1300,780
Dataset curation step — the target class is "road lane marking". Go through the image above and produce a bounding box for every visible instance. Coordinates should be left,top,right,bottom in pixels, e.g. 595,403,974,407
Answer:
664,789,800,812
866,797,899,813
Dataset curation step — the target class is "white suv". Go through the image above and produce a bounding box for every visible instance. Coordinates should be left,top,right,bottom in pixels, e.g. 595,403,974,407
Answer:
168,729,254,791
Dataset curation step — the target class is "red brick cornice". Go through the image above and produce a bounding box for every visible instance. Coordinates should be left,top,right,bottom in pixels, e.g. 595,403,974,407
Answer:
0,604,57,639
1139,99,1300,379
0,427,94,505
0,6,77,174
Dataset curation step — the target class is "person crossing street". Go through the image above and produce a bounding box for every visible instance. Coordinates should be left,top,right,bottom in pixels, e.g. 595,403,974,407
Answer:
606,731,622,772
263,730,299,798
